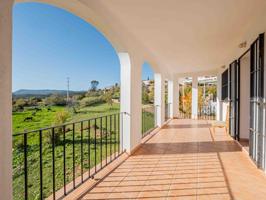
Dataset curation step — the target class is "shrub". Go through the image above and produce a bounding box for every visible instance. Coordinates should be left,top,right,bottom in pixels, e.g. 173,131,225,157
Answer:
79,96,104,107
49,110,70,145
13,98,27,111
44,94,66,106
103,91,113,107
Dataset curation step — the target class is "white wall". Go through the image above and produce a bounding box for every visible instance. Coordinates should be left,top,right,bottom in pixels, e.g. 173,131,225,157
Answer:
119,52,142,153
173,78,179,118
0,1,13,199
154,73,165,127
216,73,222,121
191,76,198,119
239,52,251,139
167,80,173,118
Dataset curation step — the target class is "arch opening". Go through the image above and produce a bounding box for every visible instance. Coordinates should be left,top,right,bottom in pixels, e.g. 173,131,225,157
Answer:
12,2,123,199
141,62,156,137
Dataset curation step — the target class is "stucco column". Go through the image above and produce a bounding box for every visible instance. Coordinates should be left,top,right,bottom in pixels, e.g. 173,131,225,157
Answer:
0,1,13,199
173,78,179,118
167,80,173,118
119,53,142,154
191,76,198,119
216,73,222,121
154,73,165,127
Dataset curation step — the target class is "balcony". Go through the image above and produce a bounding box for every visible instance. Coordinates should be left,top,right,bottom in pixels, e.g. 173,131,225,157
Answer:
65,119,266,200
1,1,266,199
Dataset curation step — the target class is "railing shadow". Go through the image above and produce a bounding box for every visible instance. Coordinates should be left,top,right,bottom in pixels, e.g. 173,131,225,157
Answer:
162,123,211,129
79,119,240,200
133,140,241,155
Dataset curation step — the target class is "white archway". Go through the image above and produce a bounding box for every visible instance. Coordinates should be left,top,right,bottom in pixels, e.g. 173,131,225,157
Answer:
0,1,145,199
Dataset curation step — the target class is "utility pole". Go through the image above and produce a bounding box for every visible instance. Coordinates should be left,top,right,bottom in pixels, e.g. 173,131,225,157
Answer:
67,77,70,104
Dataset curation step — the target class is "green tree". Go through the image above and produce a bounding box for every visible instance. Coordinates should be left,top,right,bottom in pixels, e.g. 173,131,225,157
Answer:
90,80,99,91
142,83,150,104
104,91,113,107
44,94,66,106
14,98,27,111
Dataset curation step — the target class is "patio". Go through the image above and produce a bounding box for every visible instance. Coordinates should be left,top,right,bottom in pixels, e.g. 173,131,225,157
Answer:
72,119,266,200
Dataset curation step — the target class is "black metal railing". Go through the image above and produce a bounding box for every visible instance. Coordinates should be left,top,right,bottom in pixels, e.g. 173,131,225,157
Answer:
13,113,125,200
198,104,216,120
142,105,156,138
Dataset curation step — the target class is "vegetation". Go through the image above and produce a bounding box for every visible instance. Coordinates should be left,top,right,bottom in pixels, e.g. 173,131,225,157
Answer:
142,106,155,135
12,80,122,200
12,103,120,200
179,83,217,115
142,80,154,104
12,80,156,199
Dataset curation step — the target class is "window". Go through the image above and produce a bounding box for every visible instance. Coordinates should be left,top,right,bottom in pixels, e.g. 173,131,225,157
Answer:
221,69,228,100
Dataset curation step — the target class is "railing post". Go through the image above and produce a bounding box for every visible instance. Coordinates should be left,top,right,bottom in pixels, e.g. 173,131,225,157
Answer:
0,1,14,199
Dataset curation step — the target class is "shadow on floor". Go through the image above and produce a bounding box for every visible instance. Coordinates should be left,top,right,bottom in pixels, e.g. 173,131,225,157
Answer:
133,140,241,155
162,123,211,129
79,120,238,200
80,151,234,200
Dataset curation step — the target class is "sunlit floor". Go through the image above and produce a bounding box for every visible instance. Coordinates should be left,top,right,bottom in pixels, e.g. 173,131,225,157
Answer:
78,119,266,200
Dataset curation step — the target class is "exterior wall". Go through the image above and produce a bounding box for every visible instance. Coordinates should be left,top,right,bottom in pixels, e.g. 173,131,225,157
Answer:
0,1,13,199
167,80,173,118
191,76,198,119
154,73,165,127
216,73,222,121
239,52,250,139
173,78,179,118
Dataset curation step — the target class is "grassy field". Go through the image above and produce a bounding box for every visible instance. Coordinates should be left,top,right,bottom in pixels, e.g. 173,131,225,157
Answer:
12,103,120,200
13,104,120,134
12,103,155,199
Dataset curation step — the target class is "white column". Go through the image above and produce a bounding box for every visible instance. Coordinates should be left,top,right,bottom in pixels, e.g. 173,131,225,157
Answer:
191,76,198,119
173,78,179,118
119,53,142,154
0,1,13,199
154,73,165,127
216,73,222,121
167,80,173,118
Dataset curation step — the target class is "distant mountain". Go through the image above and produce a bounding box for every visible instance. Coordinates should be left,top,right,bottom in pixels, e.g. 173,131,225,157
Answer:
13,89,85,98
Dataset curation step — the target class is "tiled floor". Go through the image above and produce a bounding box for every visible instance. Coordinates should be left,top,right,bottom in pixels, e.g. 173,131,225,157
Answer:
79,119,266,200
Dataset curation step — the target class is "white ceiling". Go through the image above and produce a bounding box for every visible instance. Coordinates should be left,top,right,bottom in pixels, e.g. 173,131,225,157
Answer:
83,0,266,75
19,0,266,76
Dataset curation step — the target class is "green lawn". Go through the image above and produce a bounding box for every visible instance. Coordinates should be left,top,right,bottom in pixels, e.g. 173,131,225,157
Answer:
12,103,120,200
12,103,156,199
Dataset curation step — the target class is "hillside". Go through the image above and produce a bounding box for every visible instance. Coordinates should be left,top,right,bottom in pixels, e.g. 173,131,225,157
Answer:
13,89,85,98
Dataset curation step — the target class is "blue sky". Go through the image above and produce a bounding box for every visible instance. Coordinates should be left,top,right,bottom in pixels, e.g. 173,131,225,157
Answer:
12,3,154,92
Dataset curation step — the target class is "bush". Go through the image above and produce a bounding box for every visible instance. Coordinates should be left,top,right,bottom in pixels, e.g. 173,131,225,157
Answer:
13,98,27,111
44,94,66,106
103,91,113,107
79,96,104,107
49,110,70,145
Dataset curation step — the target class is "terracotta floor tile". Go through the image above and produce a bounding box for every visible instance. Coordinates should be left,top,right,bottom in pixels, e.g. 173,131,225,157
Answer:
78,119,266,200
